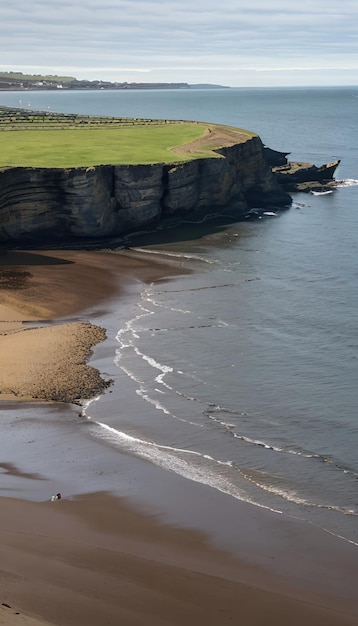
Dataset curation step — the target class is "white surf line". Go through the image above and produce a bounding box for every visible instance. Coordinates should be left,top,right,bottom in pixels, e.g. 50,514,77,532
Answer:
89,421,358,542
213,416,358,479
114,297,205,428
153,283,236,294
336,178,358,187
230,429,358,477
245,476,357,516
317,525,358,548
231,432,319,458
113,279,226,430
115,293,156,359
143,288,191,315
92,420,283,515
310,190,333,195
80,412,358,548
81,394,102,419
130,247,218,264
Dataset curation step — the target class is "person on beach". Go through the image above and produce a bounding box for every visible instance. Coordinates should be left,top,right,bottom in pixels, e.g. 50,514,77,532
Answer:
51,493,62,501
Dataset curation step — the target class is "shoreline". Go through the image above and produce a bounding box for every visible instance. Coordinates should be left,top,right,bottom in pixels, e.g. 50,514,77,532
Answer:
1,248,358,625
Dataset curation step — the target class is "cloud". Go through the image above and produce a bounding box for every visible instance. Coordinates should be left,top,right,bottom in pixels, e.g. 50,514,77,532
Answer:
1,0,357,86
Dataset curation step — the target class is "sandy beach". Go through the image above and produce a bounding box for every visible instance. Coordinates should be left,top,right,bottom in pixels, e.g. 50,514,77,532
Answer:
1,248,358,626
0,248,185,402
1,492,358,626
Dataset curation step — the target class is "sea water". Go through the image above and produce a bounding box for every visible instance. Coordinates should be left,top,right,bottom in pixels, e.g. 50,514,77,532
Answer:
1,86,358,547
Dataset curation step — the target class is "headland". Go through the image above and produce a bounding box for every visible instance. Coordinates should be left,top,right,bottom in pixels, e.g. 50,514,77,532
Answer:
0,107,340,247
0,107,287,247
0,71,229,91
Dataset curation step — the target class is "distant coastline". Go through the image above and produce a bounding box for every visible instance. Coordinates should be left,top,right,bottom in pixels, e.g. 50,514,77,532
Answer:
0,71,229,91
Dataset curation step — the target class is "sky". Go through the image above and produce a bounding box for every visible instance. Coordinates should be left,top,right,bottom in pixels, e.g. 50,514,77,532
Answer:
1,0,357,87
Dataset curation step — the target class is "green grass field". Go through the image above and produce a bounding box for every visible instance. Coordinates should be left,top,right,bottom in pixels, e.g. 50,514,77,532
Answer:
0,124,217,167
0,107,253,167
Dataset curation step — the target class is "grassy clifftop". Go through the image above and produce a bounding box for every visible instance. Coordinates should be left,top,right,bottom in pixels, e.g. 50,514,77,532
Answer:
0,106,255,167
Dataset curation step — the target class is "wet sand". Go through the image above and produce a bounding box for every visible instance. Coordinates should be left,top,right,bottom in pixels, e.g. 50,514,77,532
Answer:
0,248,184,321
1,249,357,625
1,492,358,626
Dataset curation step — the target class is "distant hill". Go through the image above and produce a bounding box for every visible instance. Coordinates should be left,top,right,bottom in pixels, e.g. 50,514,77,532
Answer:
188,84,229,89
0,72,229,91
0,71,75,84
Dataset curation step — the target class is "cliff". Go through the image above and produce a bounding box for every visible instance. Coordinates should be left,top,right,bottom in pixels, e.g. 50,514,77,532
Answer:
0,135,290,245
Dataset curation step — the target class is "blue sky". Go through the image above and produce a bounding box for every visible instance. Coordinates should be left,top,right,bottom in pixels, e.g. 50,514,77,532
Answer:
1,0,357,86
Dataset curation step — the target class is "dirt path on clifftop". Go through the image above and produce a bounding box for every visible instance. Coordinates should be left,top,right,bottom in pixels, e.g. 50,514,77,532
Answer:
173,124,255,158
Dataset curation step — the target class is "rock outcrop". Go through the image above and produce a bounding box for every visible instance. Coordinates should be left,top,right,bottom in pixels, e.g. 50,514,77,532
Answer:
262,146,341,193
272,160,341,192
0,135,291,245
262,146,290,166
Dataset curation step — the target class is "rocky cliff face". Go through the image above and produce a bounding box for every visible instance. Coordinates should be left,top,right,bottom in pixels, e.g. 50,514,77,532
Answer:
0,135,290,244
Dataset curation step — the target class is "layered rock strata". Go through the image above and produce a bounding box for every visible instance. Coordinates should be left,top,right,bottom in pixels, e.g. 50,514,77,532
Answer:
0,135,290,244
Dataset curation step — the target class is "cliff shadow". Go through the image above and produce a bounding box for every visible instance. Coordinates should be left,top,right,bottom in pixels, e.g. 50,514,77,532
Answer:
0,250,74,266
125,210,246,248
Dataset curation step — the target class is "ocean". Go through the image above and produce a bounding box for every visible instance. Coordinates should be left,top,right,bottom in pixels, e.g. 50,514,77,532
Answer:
1,86,358,550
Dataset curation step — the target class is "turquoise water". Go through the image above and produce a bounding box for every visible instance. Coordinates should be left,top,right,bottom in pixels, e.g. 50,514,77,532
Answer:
1,87,358,546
